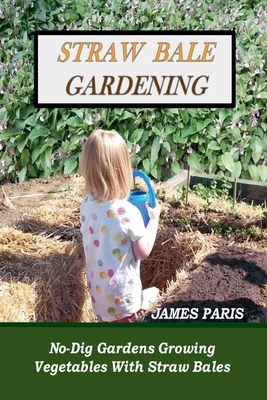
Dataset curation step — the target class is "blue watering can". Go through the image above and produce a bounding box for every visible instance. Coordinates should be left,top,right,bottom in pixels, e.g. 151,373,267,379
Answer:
128,170,156,227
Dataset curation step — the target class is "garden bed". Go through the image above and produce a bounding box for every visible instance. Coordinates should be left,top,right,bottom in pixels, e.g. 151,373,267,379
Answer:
164,170,267,205
0,174,267,322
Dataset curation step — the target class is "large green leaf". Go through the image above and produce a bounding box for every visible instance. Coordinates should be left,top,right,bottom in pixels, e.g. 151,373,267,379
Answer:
231,161,242,179
150,136,160,168
118,111,134,120
208,140,221,151
208,154,217,174
150,164,161,180
165,125,176,134
21,149,30,167
248,164,259,181
29,127,49,140
142,158,150,174
64,155,78,175
24,115,37,126
31,146,42,164
196,118,212,132
250,137,262,164
131,129,144,143
252,152,261,164
18,167,27,183
181,125,198,138
257,165,267,182
206,125,217,138
65,116,83,127
221,152,235,173
17,135,28,153
171,161,180,174
187,153,202,171
163,142,171,152
219,109,232,125
250,136,263,154
0,107,7,123
0,129,22,140
39,139,57,154
180,110,189,124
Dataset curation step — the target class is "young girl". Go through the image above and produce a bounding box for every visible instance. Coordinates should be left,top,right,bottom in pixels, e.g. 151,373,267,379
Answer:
79,129,161,322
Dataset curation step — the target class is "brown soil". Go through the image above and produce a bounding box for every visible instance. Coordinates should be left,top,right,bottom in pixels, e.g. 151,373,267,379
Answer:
144,244,267,322
142,191,267,323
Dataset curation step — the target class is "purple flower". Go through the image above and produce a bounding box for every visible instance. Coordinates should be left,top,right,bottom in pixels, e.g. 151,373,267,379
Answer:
236,50,241,60
250,109,260,118
241,21,248,32
0,122,7,131
84,115,93,125
238,146,244,155
135,144,141,153
187,147,193,154
166,152,176,162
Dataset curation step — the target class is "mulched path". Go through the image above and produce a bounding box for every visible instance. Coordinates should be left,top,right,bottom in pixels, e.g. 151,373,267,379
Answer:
144,245,267,323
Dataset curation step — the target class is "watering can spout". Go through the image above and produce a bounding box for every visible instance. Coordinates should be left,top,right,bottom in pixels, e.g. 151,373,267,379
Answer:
128,170,156,227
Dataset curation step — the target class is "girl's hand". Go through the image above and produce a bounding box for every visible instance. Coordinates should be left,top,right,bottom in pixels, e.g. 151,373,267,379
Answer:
145,200,161,220
132,200,161,260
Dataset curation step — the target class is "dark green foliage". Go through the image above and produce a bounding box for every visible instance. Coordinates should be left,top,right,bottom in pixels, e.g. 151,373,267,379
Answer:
0,0,267,182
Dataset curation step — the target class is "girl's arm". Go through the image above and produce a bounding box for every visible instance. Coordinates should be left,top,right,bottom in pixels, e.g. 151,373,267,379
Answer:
132,201,161,260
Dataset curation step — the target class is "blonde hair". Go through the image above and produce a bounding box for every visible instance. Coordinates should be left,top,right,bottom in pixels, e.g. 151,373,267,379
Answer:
79,129,132,202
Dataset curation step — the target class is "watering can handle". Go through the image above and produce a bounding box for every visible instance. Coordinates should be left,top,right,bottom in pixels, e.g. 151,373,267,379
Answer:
132,170,156,208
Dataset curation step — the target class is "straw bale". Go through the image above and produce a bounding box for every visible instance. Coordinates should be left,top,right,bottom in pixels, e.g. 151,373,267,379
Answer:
14,216,81,242
0,281,36,322
0,227,67,258
12,188,83,241
21,197,81,227
141,226,213,291
0,228,95,322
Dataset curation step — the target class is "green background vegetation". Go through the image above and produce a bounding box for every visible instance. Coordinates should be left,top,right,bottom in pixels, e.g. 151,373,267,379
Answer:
0,0,267,183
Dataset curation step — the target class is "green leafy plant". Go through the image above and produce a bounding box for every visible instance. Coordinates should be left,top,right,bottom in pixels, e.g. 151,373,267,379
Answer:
0,0,267,183
169,186,188,208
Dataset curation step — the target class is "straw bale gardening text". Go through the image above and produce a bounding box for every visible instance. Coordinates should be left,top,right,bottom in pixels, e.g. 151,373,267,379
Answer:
34,341,231,376
36,32,234,106
59,41,216,97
